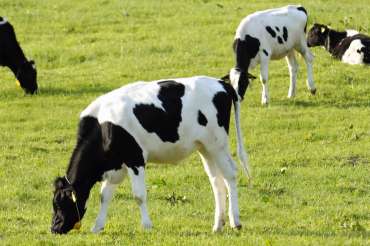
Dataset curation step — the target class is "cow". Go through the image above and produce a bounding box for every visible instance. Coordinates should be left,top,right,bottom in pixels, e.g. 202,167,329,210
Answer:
307,23,370,65
51,76,251,234
0,17,38,94
228,5,316,105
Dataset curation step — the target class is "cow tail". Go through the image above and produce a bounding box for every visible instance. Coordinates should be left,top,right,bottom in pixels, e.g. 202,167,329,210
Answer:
232,98,251,180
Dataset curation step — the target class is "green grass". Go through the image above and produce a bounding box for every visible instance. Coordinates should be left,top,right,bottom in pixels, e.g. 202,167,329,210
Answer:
0,0,369,245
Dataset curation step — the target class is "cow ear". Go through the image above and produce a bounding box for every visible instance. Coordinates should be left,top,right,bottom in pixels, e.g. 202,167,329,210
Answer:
54,177,65,189
221,74,230,82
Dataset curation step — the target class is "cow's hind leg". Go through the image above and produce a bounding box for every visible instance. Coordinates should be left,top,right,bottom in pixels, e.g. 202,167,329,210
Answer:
92,168,127,233
260,57,270,105
212,150,241,229
199,152,227,232
298,36,316,94
128,166,152,229
286,51,299,98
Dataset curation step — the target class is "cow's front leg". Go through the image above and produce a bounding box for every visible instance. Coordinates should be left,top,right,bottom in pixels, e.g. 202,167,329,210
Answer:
92,168,126,233
92,181,119,233
260,58,270,105
128,166,152,229
199,153,227,232
286,51,299,98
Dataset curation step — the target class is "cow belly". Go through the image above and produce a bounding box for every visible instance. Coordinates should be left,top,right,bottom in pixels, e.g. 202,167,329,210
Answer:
146,142,197,163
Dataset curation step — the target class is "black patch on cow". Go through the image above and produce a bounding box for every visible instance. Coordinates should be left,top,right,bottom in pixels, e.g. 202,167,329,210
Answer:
263,49,269,56
0,17,3,22
66,116,145,184
233,35,260,99
297,6,307,15
218,80,238,103
275,26,280,32
265,26,276,38
133,80,185,143
212,92,232,133
101,122,144,175
283,26,288,42
213,80,237,133
277,36,283,44
197,110,207,126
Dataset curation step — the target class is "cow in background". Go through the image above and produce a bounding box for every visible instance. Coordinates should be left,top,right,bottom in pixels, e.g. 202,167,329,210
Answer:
307,23,370,65
0,17,38,94
229,5,316,105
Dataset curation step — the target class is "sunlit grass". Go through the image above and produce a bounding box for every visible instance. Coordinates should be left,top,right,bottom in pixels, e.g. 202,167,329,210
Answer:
0,0,369,245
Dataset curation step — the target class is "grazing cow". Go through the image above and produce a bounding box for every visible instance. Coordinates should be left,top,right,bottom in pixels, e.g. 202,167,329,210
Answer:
229,5,316,105
307,23,370,65
0,17,38,94
51,76,251,234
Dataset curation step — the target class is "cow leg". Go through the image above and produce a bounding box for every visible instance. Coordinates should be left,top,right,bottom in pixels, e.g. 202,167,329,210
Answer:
128,166,152,229
286,51,299,98
212,150,241,229
199,152,227,232
298,37,316,94
92,168,127,233
260,58,270,105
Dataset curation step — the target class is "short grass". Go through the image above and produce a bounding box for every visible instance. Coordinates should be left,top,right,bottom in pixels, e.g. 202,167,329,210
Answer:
0,0,369,245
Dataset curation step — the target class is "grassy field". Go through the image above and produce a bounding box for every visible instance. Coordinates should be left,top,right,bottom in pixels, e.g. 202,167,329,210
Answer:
0,0,369,245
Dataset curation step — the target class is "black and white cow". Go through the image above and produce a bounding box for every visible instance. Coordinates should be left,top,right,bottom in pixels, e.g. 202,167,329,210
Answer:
51,76,251,234
229,5,316,105
0,17,38,94
307,23,370,65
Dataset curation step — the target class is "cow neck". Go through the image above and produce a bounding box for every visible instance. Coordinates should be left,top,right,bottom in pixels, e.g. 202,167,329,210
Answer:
325,29,347,53
65,155,100,210
7,58,27,78
2,25,27,77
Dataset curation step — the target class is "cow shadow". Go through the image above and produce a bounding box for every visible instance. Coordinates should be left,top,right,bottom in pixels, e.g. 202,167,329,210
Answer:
274,97,370,108
261,226,369,239
38,84,114,97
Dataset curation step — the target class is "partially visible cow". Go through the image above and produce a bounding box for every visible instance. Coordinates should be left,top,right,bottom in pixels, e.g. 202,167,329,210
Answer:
51,76,251,234
0,17,38,94
229,5,316,105
307,23,370,65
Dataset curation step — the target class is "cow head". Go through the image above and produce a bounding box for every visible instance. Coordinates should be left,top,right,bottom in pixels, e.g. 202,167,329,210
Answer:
16,60,38,94
307,23,329,47
51,177,85,234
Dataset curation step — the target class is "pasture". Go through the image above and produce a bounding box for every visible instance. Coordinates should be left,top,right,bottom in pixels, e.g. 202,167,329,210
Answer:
0,0,369,245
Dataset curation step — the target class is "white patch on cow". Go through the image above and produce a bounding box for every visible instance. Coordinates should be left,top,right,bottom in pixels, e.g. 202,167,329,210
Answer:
346,29,359,37
342,39,365,65
0,17,8,25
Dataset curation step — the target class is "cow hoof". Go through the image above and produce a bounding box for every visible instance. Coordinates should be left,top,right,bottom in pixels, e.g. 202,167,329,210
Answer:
287,93,295,98
310,88,317,95
142,222,153,230
212,219,225,232
233,224,242,230
91,225,104,233
212,226,223,233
